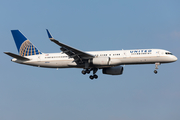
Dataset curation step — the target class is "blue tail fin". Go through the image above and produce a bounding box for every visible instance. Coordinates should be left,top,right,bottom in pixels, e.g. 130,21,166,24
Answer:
11,30,42,56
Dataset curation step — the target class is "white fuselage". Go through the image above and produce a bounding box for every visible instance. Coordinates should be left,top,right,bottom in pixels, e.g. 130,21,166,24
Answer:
12,49,177,68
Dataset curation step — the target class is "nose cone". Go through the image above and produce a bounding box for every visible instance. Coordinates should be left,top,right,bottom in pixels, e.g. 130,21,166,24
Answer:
173,55,178,62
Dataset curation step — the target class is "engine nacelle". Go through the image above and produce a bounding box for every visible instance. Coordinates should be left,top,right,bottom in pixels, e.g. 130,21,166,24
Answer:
102,66,124,75
90,57,110,66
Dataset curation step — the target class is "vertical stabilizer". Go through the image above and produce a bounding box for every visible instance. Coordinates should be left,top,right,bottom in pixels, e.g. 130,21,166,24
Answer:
11,30,42,56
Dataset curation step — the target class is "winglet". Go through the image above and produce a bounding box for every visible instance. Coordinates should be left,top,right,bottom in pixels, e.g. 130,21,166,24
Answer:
46,29,54,40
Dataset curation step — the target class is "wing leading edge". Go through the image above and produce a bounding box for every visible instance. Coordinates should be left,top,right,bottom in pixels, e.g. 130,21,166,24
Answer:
46,29,94,63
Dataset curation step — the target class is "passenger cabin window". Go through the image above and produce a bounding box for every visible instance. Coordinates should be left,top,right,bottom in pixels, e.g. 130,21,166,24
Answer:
165,52,173,55
113,54,120,56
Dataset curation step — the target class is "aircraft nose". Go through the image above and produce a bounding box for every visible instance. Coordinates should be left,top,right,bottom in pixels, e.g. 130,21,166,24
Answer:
173,56,178,61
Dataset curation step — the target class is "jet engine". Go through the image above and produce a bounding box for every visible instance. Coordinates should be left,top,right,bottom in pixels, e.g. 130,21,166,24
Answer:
90,57,110,66
102,66,124,75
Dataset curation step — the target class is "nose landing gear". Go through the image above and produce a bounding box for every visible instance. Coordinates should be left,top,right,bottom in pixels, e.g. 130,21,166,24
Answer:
154,63,160,74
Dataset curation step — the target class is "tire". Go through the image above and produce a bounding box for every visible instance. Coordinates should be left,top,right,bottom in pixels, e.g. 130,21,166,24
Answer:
82,70,86,75
94,75,98,79
86,70,90,74
154,70,158,74
89,75,94,80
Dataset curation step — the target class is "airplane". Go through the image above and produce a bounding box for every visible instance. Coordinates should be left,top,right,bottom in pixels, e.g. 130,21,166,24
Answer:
4,30,178,79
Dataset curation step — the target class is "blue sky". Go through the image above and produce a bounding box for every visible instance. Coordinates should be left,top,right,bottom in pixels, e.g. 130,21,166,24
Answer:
1,0,180,120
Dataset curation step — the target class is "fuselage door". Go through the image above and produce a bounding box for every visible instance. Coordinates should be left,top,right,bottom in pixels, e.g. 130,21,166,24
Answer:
37,55,41,62
123,51,127,58
156,51,160,57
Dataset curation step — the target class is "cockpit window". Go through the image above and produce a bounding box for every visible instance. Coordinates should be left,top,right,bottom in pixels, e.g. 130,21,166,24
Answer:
165,52,173,55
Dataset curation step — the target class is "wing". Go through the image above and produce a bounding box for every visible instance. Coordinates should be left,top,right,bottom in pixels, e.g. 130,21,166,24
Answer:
46,29,94,63
4,52,30,60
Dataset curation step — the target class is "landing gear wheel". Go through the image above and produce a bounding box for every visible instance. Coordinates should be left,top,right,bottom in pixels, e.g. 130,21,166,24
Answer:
82,70,86,75
89,75,94,80
154,70,158,74
94,74,98,79
86,70,90,74
154,63,160,74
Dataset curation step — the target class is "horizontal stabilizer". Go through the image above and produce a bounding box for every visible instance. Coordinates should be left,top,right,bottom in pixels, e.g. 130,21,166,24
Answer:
4,52,30,60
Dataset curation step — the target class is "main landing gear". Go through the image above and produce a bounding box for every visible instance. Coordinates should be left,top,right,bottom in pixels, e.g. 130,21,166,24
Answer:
81,68,98,80
154,62,160,74
81,69,90,74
